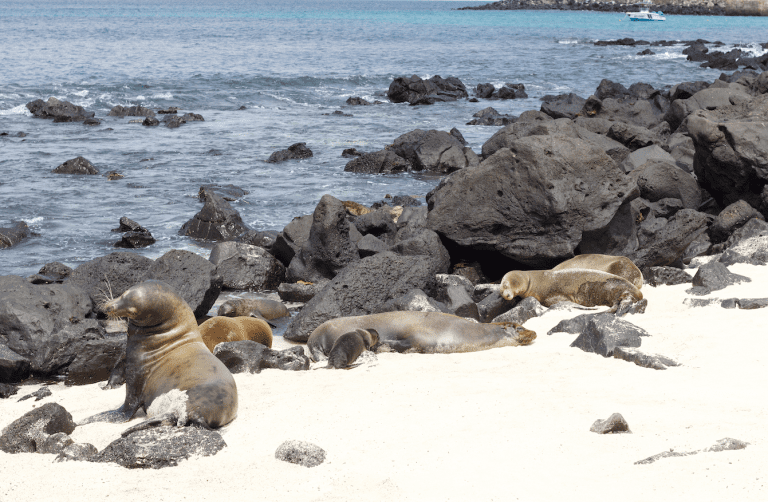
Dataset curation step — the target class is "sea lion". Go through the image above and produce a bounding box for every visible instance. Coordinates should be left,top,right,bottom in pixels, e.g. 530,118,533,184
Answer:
327,329,379,369
307,311,535,359
198,315,273,352
217,298,290,321
80,280,238,435
500,269,643,313
552,254,643,289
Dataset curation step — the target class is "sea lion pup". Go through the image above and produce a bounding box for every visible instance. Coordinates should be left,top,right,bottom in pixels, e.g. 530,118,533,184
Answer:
307,311,535,359
217,298,289,321
198,315,273,352
500,269,643,313
326,329,379,369
552,254,643,290
80,280,238,436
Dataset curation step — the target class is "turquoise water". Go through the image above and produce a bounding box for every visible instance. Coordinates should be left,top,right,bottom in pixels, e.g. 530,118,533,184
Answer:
1,0,766,277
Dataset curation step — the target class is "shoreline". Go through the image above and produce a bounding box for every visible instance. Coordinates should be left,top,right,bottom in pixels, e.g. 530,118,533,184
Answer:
456,0,767,16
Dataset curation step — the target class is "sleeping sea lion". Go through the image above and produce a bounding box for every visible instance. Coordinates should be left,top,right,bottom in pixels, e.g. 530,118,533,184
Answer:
326,329,379,369
307,311,535,359
198,315,273,352
217,298,289,320
500,268,643,313
79,280,238,435
552,254,643,289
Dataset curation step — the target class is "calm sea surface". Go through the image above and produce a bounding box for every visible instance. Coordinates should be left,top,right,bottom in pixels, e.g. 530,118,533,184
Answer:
1,0,767,277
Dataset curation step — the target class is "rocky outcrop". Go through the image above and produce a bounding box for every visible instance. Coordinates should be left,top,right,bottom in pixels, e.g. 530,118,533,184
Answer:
0,221,31,249
389,129,479,173
457,0,761,17
427,136,637,267
387,75,468,105
26,97,95,123
179,190,250,241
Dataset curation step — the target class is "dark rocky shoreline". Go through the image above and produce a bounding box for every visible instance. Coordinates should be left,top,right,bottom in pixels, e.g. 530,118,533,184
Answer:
456,0,757,17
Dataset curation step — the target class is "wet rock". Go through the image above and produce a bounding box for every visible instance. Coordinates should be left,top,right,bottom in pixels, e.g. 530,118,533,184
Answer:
275,440,326,468
590,413,631,434
214,341,309,373
52,156,98,175
466,107,515,126
344,150,411,174
387,74,468,105
0,221,31,249
497,82,527,99
97,426,227,469
26,97,95,122
346,97,371,106
142,117,159,126
390,129,479,173
108,105,155,118
266,142,313,163
179,190,251,241
0,403,76,453
199,184,249,202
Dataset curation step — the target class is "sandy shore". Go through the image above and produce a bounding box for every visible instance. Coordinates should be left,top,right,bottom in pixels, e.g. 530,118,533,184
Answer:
1,262,767,501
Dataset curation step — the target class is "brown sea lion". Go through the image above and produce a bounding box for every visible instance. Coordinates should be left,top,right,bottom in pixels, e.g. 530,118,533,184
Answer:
327,329,379,369
500,269,643,312
552,254,643,289
307,311,535,360
198,315,273,352
217,298,289,321
79,280,238,435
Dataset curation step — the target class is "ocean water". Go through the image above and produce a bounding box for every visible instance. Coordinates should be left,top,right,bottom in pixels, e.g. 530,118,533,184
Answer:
1,0,767,277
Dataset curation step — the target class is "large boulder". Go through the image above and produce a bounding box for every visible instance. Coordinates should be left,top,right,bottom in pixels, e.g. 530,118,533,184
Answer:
65,252,155,310
0,276,103,382
271,214,313,267
668,85,752,131
628,209,711,269
283,252,441,342
540,93,587,120
25,97,95,123
0,403,76,453
390,129,478,173
688,109,768,218
142,250,222,318
209,242,285,291
178,190,250,241
427,136,638,267
387,75,468,105
286,195,359,283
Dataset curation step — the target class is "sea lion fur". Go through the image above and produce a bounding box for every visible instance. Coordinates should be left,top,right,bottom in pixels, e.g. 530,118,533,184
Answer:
552,254,643,289
327,329,379,369
500,268,643,312
79,280,238,435
198,315,273,352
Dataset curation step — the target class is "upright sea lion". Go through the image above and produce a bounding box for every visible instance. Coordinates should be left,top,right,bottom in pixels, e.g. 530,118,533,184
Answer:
80,280,238,435
217,298,290,321
307,311,535,359
198,316,273,352
327,329,379,369
552,254,643,289
500,269,643,312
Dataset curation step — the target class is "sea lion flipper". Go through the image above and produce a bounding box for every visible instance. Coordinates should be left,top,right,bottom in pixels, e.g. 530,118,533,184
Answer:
120,412,179,437
77,407,136,426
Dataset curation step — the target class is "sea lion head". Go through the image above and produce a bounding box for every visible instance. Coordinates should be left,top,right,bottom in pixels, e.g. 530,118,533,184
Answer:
102,280,184,327
500,271,530,301
217,300,237,317
358,328,379,349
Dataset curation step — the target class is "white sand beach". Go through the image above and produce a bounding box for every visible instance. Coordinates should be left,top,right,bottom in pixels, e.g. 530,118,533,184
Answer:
1,262,767,502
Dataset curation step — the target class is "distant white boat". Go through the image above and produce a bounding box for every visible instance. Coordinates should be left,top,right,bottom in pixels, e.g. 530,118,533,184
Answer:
625,2,666,21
